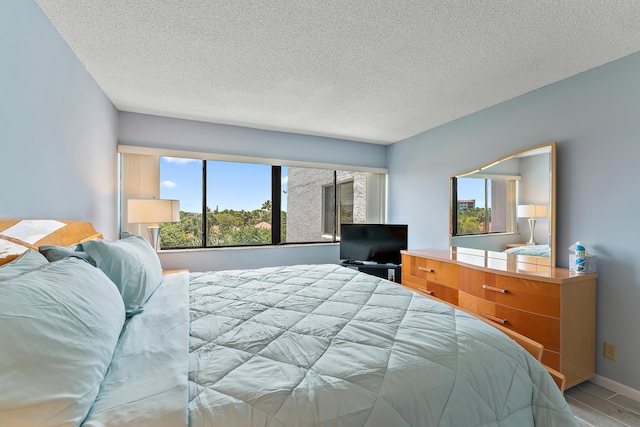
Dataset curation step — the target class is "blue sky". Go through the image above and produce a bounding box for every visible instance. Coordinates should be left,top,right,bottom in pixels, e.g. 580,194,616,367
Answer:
159,157,289,213
457,178,487,208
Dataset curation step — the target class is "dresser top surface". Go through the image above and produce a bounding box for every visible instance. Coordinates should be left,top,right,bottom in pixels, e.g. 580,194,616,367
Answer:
401,247,597,283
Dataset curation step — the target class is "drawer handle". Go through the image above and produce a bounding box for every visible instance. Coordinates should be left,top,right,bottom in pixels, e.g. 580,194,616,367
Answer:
483,313,507,324
417,288,434,295
482,284,507,294
418,267,435,273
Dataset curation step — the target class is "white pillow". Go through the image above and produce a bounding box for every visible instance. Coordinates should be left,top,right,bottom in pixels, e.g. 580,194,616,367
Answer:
0,258,125,427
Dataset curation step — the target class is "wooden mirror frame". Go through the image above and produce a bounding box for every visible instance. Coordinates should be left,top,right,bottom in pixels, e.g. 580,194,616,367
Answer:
449,142,557,267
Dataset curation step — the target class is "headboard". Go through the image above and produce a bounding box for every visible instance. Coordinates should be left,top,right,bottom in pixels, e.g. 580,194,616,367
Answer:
0,219,102,266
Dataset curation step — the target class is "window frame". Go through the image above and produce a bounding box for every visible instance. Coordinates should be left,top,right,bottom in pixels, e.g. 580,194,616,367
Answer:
157,160,378,249
451,175,517,237
322,179,355,236
119,146,388,251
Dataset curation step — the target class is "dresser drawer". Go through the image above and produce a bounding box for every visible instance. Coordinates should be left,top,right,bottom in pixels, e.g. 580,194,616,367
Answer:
422,259,458,289
458,267,560,317
401,273,425,291
401,274,459,305
415,281,459,305
402,254,428,279
459,292,560,352
542,350,560,371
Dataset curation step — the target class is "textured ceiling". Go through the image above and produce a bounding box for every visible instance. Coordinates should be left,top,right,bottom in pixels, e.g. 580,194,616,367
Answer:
35,1,640,144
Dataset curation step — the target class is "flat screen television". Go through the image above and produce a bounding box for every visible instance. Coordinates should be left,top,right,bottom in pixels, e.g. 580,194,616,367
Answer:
339,223,408,265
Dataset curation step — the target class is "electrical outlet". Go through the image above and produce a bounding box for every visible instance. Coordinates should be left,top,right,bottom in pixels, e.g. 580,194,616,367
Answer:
603,342,617,361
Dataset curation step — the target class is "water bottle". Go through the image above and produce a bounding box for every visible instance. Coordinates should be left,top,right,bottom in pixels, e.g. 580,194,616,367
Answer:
575,241,586,273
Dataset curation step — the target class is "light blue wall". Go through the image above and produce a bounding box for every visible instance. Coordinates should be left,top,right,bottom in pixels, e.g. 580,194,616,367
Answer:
0,1,119,238
158,243,340,272
119,112,387,169
388,52,640,391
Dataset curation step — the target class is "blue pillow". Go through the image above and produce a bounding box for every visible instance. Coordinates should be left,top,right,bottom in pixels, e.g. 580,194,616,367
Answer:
0,258,125,427
39,244,94,264
0,249,48,281
78,232,163,316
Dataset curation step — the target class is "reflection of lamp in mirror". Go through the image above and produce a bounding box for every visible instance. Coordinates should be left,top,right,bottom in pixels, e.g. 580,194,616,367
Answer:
128,199,180,251
517,204,548,245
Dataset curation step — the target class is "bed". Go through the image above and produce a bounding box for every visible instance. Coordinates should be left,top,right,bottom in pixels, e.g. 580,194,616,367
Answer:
0,220,577,426
503,244,551,258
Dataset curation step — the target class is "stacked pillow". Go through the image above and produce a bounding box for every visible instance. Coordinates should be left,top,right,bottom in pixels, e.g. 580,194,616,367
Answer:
40,232,164,317
0,255,125,427
39,243,94,264
0,232,164,427
78,232,164,316
0,238,31,267
0,247,48,280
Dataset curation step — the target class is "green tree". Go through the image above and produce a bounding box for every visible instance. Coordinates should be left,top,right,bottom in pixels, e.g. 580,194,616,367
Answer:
226,226,271,245
457,207,491,234
160,205,283,248
160,211,202,248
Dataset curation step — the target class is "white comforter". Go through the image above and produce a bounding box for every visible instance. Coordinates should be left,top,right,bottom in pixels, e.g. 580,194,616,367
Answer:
187,264,577,427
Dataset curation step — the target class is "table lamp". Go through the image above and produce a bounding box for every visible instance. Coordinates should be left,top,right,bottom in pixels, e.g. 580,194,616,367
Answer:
517,204,548,245
128,198,180,250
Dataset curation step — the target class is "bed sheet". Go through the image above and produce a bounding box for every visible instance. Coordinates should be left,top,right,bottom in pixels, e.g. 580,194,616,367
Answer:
82,271,190,427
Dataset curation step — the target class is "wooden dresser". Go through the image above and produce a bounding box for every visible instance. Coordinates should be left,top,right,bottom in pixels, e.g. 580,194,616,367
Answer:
401,247,597,389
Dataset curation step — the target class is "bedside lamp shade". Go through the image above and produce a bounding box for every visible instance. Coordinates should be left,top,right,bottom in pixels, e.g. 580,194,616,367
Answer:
517,204,548,245
517,204,548,219
128,199,180,250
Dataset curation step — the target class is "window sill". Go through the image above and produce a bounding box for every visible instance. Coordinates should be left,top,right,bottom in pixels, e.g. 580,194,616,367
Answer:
158,242,339,254
451,232,520,239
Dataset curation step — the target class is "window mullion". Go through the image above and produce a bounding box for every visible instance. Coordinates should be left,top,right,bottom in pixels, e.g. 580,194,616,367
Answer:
484,179,489,233
333,171,338,241
272,166,281,244
202,160,207,247
451,177,458,236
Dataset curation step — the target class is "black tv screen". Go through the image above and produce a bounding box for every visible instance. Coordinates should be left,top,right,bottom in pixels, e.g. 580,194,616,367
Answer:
339,224,408,265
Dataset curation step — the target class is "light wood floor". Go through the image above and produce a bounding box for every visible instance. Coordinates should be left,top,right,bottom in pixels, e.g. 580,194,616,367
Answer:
567,381,640,426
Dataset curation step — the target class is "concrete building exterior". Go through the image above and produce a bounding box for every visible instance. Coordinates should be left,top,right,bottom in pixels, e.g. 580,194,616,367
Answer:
285,168,367,242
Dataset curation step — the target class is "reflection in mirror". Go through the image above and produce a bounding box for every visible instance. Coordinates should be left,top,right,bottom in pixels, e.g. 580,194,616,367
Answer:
450,142,556,266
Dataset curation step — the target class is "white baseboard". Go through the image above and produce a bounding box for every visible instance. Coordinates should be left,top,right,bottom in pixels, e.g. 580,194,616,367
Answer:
591,375,640,402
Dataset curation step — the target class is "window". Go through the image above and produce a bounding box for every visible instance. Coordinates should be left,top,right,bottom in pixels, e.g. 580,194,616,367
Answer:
452,176,516,236
323,180,354,235
156,157,203,248
120,154,387,249
205,160,272,246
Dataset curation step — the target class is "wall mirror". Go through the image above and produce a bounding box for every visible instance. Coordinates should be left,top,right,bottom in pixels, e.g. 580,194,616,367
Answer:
450,142,556,266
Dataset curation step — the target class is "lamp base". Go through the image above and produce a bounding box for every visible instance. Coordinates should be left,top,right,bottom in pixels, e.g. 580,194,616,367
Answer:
147,224,160,251
527,218,537,246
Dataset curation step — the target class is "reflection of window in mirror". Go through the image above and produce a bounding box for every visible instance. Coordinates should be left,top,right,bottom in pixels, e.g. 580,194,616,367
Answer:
452,175,518,236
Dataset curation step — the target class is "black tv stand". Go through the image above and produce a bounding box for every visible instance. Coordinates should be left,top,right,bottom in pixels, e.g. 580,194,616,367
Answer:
340,261,402,284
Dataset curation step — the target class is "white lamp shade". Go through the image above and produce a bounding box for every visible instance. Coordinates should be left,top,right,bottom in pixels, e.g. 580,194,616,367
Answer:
128,199,180,223
517,204,548,219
